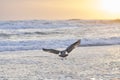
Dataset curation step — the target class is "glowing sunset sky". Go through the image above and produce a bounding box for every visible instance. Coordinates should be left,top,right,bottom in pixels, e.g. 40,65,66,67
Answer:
0,0,120,20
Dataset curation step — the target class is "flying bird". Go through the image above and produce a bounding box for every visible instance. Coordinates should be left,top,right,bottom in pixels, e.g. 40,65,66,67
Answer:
42,39,81,58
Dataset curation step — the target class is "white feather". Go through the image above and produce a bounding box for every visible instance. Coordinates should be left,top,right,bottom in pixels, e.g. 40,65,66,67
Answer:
58,52,61,56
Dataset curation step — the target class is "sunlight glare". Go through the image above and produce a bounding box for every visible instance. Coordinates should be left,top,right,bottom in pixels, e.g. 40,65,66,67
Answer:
101,0,120,14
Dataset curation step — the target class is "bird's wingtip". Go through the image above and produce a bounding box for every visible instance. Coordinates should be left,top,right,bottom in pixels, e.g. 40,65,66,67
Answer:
42,48,46,51
77,39,81,43
78,39,81,41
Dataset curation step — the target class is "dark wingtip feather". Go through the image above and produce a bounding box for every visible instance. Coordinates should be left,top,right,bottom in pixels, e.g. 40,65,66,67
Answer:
42,48,45,50
42,48,60,54
42,48,46,51
66,39,81,53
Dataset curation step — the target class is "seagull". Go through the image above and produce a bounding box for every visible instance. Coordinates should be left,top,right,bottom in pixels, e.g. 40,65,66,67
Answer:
42,39,81,58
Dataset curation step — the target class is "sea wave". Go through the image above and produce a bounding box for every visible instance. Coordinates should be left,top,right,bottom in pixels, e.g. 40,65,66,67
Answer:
0,37,120,52
0,20,120,52
0,20,79,29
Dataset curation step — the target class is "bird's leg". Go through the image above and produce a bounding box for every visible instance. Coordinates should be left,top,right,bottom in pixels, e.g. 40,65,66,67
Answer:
64,57,67,60
61,57,64,60
60,57,67,60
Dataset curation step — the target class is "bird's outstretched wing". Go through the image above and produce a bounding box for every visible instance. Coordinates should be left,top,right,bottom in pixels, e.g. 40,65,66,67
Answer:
42,48,60,54
65,39,81,53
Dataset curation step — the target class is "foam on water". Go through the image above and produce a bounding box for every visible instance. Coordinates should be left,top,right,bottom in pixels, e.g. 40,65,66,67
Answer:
0,20,120,52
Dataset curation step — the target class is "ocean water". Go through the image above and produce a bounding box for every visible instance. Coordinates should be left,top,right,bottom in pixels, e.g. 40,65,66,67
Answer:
0,19,120,52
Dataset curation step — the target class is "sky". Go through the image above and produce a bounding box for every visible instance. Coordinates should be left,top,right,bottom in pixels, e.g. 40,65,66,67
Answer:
0,0,120,20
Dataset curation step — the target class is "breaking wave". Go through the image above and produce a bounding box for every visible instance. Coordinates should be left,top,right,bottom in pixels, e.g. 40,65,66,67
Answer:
0,37,120,52
0,20,120,52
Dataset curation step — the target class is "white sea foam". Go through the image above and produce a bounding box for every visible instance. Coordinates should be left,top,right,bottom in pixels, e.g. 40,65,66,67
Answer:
0,20,120,52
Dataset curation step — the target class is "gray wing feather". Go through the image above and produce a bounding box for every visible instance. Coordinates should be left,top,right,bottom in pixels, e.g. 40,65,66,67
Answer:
66,39,81,53
42,48,60,54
